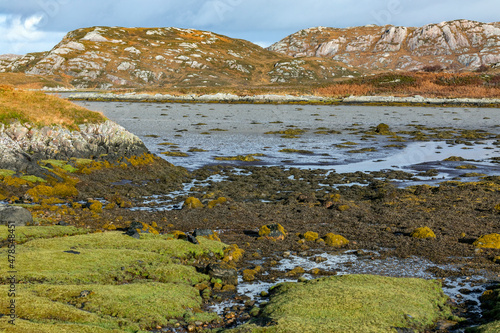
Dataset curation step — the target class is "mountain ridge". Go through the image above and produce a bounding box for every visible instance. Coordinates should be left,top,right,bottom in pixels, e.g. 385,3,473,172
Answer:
268,19,500,72
1,20,499,89
0,26,353,89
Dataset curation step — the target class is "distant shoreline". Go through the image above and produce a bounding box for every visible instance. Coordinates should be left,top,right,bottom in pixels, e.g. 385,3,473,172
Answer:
65,91,500,107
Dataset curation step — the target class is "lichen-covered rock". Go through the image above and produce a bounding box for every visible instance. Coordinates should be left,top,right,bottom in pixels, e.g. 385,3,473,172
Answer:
259,223,287,240
0,120,148,174
193,229,221,242
206,263,238,286
324,233,349,247
473,234,500,249
269,19,500,71
410,227,437,239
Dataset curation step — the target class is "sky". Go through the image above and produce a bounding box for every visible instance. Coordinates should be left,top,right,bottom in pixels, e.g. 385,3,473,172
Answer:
0,0,499,55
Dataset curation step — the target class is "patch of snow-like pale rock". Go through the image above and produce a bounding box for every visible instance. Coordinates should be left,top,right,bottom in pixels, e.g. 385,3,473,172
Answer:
179,42,198,49
81,30,109,42
315,38,345,57
228,50,242,58
124,47,141,55
345,35,376,52
374,26,408,52
482,53,500,65
117,61,135,71
52,41,85,55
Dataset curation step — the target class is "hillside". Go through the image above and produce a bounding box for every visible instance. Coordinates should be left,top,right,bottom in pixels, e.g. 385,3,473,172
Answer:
269,19,500,72
0,26,355,89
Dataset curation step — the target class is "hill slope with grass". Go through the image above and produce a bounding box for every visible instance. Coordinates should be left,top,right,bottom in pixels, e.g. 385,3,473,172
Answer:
0,26,356,89
269,19,500,72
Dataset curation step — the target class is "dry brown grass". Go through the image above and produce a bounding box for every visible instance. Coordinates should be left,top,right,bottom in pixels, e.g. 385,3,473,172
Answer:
0,85,106,129
315,72,500,99
0,73,72,90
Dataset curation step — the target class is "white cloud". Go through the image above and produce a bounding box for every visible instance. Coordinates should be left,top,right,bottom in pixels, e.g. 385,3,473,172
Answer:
0,14,61,54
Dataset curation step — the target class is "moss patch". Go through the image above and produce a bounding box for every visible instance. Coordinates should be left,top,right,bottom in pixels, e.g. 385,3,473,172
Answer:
232,275,452,333
0,225,88,244
0,230,225,331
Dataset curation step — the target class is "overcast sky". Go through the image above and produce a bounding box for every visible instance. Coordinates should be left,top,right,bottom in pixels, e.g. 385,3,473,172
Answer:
1,0,499,55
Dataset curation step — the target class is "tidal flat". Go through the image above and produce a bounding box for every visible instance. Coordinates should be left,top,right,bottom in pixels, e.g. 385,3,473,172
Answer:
2,100,500,332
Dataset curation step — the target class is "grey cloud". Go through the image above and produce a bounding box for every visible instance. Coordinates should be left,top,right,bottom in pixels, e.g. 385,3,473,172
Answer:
1,0,499,54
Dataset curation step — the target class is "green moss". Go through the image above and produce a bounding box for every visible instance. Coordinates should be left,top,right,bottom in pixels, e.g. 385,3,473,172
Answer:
0,169,16,177
41,160,78,173
0,226,88,244
231,275,452,333
0,282,215,331
0,231,225,285
0,230,225,331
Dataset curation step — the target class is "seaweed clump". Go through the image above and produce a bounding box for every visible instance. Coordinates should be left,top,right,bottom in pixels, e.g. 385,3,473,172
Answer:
473,234,500,249
410,227,436,239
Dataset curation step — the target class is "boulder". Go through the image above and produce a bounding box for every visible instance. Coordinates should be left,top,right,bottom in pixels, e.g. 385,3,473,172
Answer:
0,205,33,226
206,263,238,286
258,223,287,240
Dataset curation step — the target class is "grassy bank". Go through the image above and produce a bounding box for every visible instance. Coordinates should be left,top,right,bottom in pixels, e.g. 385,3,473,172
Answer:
0,227,226,332
0,85,105,129
316,72,500,99
229,274,455,333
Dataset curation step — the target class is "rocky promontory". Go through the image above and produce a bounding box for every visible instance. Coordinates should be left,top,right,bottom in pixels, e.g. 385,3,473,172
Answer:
0,120,148,175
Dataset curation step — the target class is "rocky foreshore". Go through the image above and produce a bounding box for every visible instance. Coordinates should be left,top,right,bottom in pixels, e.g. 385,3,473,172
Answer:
0,120,148,175
68,92,500,106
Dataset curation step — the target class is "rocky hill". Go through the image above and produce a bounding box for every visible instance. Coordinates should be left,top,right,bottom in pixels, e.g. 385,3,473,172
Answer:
268,20,500,72
0,26,354,89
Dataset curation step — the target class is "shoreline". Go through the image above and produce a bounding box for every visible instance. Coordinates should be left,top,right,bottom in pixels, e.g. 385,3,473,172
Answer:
65,91,500,107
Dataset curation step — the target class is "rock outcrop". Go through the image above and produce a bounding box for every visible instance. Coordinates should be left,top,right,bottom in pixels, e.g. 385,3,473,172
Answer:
268,20,500,71
0,26,353,88
0,120,148,174
0,205,33,227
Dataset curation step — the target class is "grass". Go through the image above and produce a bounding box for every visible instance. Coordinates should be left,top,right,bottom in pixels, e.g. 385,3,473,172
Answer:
230,274,453,333
0,73,72,90
0,85,106,129
0,229,226,331
0,225,88,244
315,72,500,99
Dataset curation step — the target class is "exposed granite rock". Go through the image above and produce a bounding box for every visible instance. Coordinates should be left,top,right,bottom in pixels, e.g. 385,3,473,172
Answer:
0,205,33,227
0,120,148,173
268,19,500,71
0,26,353,88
